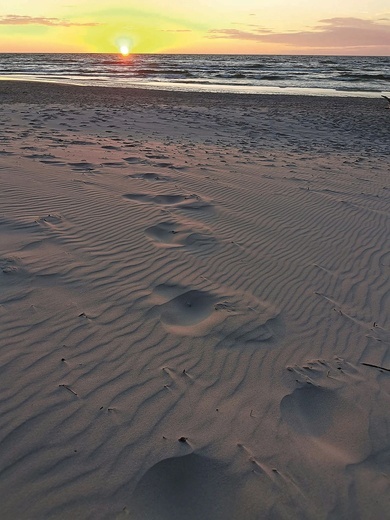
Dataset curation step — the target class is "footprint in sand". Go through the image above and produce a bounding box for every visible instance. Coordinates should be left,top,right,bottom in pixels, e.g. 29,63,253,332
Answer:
128,453,258,520
152,161,187,170
145,153,170,159
145,220,216,250
123,193,213,212
281,359,371,464
68,162,96,172
1,257,20,275
146,283,281,342
100,161,127,168
101,145,121,150
148,285,218,335
37,213,63,228
123,156,146,164
293,360,390,515
128,172,171,182
40,159,66,166
24,153,57,161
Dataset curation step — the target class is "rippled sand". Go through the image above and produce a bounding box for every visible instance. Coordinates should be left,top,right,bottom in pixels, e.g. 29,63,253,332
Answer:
0,81,389,519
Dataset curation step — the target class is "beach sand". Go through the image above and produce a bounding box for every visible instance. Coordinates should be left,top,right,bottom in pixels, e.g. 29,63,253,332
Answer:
0,80,389,519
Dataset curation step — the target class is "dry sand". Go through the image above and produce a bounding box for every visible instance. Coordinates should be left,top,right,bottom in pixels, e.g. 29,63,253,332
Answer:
0,80,389,519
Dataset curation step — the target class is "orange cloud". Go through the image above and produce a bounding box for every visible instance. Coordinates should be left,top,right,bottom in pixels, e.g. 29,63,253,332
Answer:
0,15,100,27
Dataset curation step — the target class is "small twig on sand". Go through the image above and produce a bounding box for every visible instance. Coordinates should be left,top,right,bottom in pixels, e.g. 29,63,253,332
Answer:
361,362,390,373
59,384,78,396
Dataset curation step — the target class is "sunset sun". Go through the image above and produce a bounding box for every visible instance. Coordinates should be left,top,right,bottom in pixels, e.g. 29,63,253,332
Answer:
120,44,130,56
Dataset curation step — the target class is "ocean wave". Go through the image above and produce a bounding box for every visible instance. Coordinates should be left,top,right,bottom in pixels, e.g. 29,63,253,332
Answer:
258,74,292,80
338,73,390,81
215,73,247,79
136,68,192,76
2,54,389,96
245,64,267,69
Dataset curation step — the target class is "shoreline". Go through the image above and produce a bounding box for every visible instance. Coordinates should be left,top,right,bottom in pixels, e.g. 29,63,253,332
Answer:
2,53,388,100
0,78,387,108
1,76,386,100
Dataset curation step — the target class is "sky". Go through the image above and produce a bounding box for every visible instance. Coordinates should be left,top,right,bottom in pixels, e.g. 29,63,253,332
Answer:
0,0,389,55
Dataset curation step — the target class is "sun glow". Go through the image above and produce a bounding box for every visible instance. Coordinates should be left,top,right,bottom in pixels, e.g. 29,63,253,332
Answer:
120,44,130,56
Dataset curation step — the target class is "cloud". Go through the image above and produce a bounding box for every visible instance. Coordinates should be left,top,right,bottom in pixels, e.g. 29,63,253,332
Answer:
207,17,390,50
0,15,100,27
208,28,272,41
231,22,273,30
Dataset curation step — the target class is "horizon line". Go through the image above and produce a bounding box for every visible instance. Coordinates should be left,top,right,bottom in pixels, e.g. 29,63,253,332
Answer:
1,52,389,57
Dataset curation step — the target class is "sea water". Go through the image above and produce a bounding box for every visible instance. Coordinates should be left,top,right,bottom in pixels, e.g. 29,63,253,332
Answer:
0,54,389,97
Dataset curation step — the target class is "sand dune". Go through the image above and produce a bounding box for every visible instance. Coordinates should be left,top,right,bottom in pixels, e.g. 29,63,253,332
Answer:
0,81,389,519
